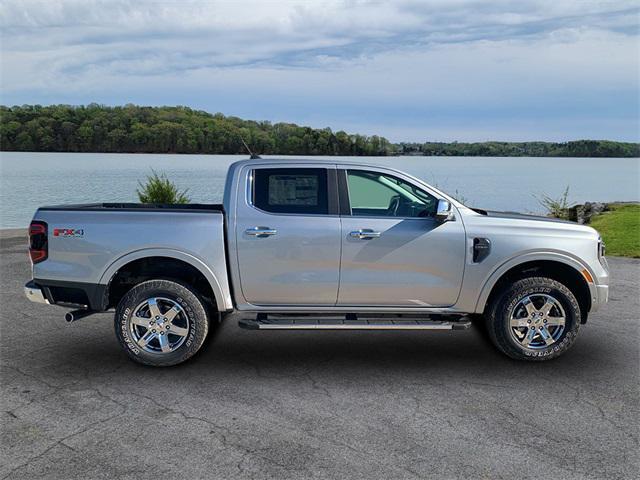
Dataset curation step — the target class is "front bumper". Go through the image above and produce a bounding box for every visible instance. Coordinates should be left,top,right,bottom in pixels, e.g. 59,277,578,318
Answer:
589,255,610,313
24,281,49,305
591,284,609,312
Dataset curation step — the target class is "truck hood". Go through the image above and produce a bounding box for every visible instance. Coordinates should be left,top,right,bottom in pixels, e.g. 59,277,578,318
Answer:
470,208,575,225
467,207,599,239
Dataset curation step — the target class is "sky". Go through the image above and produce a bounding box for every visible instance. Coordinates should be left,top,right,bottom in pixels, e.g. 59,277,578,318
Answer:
1,0,639,142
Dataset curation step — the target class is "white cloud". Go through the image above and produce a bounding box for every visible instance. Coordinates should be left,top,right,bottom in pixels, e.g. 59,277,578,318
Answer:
1,0,638,141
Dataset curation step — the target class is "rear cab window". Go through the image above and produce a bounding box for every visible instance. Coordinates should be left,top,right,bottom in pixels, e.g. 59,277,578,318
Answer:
252,168,329,215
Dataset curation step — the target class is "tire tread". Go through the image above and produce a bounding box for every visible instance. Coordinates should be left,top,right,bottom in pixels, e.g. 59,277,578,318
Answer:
486,276,581,361
114,279,209,367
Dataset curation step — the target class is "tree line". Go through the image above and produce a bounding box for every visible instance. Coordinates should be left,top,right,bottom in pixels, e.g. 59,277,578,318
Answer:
1,104,638,157
397,140,640,158
0,104,391,156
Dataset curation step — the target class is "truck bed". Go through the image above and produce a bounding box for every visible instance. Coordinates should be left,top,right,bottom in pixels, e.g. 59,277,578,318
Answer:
31,203,232,311
38,203,224,213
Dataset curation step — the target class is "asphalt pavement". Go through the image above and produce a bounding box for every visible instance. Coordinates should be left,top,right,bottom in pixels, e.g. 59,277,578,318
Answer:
1,230,638,479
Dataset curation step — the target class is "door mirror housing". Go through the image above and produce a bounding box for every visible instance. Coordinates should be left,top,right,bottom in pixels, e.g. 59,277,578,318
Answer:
435,199,453,222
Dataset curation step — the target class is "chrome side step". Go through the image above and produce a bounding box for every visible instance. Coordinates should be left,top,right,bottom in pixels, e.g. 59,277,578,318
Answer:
239,314,472,331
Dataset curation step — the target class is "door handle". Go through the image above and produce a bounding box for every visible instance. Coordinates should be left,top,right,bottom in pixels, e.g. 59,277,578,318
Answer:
349,229,381,239
245,227,277,237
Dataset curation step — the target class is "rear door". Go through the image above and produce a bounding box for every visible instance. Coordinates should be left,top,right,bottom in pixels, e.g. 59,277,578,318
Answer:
235,165,341,305
337,167,466,307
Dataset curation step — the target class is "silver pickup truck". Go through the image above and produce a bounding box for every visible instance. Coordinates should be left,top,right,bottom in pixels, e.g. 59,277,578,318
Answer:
25,159,609,366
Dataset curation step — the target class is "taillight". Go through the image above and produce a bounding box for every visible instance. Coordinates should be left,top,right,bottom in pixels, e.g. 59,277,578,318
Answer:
29,221,48,264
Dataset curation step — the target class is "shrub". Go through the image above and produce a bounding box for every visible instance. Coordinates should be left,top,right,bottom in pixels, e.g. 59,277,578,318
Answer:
137,170,190,204
536,185,570,219
453,189,469,205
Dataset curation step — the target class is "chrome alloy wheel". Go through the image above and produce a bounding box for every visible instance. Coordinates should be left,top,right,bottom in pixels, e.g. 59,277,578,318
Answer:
509,294,566,349
129,297,190,354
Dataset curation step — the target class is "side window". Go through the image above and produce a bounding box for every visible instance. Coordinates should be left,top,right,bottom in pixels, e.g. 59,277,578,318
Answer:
253,168,329,215
346,170,437,218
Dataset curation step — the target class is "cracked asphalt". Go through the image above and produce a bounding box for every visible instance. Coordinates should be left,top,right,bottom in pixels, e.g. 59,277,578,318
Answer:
1,229,639,479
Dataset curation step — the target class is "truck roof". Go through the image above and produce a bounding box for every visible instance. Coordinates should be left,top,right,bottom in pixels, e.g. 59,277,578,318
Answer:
229,157,388,168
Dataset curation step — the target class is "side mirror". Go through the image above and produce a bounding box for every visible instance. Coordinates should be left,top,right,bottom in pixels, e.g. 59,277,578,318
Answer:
435,199,453,222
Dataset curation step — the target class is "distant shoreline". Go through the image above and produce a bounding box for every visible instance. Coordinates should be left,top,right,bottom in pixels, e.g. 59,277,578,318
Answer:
1,151,639,159
2,105,639,158
0,228,26,239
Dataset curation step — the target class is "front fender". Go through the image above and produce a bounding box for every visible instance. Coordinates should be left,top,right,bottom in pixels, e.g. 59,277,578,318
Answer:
473,250,597,313
99,248,233,311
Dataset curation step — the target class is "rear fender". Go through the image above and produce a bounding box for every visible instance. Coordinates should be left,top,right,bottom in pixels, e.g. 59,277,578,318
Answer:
99,248,233,311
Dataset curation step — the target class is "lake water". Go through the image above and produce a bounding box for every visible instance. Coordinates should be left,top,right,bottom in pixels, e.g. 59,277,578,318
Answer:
1,152,638,229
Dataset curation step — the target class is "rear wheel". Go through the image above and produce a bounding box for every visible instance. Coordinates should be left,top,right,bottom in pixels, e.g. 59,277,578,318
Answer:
114,279,209,366
486,276,581,361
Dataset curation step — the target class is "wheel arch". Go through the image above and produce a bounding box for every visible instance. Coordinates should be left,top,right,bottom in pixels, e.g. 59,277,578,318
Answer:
100,249,232,312
476,253,596,323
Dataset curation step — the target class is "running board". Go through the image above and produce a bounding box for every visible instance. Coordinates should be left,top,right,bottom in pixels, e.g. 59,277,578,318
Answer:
239,314,472,331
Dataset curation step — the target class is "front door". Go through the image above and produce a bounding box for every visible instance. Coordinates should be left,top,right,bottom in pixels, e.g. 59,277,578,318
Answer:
236,165,341,305
337,168,466,307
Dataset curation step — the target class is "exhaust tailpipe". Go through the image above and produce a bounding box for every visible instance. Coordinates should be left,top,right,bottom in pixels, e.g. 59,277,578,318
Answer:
65,309,94,323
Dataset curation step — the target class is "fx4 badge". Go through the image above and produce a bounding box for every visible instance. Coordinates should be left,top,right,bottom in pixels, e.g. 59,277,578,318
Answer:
53,228,84,238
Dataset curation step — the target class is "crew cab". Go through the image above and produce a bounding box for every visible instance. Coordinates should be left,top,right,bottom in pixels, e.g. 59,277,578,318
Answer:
25,159,609,366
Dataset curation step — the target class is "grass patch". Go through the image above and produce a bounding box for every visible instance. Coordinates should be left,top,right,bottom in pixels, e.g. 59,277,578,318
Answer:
590,203,640,258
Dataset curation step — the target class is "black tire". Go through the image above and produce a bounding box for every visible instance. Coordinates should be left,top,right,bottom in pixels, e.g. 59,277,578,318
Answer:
114,279,209,367
486,276,581,361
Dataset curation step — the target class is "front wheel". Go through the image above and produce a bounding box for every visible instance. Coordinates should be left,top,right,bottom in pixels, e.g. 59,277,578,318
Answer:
485,276,581,361
114,279,209,367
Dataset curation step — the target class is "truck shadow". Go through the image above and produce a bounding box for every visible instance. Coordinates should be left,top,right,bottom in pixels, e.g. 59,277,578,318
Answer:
42,317,609,385
202,324,603,375
7,310,612,395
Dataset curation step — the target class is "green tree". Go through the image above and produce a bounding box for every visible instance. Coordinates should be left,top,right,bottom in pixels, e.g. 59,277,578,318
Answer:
1,104,638,157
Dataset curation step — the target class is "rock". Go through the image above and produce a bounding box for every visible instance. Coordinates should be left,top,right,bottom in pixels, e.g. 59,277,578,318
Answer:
567,202,608,224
